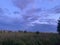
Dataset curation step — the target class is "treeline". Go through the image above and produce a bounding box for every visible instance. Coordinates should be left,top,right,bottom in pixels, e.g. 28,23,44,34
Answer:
0,30,40,34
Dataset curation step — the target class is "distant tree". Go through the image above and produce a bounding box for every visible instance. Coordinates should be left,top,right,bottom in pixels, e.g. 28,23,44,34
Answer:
3,30,6,33
8,31,12,33
0,30,2,33
24,30,27,33
18,30,23,32
36,31,39,34
57,18,60,34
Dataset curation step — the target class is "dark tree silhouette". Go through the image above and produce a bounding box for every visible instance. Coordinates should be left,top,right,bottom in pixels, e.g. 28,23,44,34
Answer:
24,30,27,33
57,19,60,34
18,30,23,32
36,31,39,34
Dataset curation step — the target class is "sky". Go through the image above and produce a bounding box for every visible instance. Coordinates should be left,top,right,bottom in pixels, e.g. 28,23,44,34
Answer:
0,0,60,32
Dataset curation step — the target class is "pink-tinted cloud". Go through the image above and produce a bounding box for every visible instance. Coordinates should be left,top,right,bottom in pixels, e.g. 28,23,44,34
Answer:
12,0,34,10
26,8,42,14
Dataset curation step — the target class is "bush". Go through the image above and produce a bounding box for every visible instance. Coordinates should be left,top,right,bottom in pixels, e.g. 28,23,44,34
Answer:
8,31,12,33
36,31,39,34
24,31,27,33
18,30,23,32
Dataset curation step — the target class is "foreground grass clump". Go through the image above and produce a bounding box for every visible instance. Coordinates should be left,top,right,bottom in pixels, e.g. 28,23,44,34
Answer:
0,31,60,45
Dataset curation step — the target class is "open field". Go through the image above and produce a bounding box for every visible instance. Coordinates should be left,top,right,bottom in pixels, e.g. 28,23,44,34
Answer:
0,31,59,45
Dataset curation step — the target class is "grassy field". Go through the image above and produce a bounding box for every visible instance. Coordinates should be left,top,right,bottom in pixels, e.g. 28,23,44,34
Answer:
0,31,60,45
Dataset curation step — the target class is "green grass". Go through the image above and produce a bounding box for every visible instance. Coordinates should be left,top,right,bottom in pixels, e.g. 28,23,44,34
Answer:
0,31,59,45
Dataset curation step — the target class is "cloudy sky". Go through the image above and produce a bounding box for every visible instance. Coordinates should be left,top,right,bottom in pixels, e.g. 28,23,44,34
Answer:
0,0,60,32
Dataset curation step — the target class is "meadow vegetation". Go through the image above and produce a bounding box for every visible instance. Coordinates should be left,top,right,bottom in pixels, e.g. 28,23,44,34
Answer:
0,30,59,45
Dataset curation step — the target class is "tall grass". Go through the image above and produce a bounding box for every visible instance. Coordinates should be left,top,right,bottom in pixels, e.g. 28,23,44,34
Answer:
0,31,59,45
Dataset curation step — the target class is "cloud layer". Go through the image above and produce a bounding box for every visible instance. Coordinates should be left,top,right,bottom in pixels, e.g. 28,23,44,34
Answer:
0,0,60,32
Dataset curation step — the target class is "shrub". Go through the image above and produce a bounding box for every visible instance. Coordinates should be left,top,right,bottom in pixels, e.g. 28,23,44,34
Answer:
18,30,23,32
24,30,27,33
8,31,12,33
36,31,39,34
